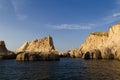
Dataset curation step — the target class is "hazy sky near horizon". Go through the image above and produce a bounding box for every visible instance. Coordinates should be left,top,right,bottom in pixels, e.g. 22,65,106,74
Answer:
0,0,120,52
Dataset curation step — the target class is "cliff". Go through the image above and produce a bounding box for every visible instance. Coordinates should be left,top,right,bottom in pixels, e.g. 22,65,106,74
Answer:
79,22,120,60
80,32,108,53
107,23,120,47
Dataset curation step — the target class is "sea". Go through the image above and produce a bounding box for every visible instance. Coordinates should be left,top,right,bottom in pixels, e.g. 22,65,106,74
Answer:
0,58,120,80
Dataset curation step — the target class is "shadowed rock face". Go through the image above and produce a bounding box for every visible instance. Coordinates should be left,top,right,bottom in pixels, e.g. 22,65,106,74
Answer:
60,48,82,58
16,51,59,61
0,41,8,55
0,41,16,59
80,22,120,60
82,49,102,59
16,35,60,61
60,50,70,57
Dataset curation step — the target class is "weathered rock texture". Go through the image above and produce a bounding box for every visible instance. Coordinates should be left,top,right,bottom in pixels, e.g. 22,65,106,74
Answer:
16,35,59,61
16,35,55,53
80,22,120,60
60,48,82,58
60,50,70,57
80,32,108,54
69,48,82,58
0,41,16,59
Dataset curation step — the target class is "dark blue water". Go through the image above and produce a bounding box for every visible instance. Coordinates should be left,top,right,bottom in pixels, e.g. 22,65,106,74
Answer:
0,58,120,80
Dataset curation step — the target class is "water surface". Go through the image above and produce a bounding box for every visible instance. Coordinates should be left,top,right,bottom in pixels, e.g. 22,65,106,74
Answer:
0,58,120,80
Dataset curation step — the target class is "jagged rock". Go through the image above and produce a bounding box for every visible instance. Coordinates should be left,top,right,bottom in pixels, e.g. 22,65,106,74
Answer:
16,35,60,61
69,48,82,58
60,50,70,57
16,35,55,52
0,41,16,59
60,48,82,58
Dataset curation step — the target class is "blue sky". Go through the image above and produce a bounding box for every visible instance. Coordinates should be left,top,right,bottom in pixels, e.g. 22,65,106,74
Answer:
0,0,120,52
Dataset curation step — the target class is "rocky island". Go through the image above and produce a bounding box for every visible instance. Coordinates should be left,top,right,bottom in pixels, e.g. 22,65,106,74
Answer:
16,35,59,61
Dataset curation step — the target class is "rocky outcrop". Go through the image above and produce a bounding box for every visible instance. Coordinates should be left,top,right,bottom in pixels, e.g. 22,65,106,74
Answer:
60,50,70,57
80,32,108,54
0,41,16,59
16,35,59,61
60,48,82,58
80,22,120,60
16,35,55,53
69,48,82,58
16,50,59,61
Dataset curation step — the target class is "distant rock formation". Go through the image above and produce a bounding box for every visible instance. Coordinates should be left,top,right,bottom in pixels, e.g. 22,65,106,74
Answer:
60,50,70,57
16,35,59,61
0,41,16,59
69,48,82,58
80,22,120,60
60,48,82,58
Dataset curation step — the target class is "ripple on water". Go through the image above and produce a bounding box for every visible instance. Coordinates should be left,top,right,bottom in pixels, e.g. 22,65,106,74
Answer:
0,58,120,80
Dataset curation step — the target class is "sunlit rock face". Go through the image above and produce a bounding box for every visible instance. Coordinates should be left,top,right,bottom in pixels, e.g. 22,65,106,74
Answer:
16,35,59,61
80,32,108,54
106,23,120,60
69,48,82,58
79,22,120,60
0,41,16,59
16,35,55,53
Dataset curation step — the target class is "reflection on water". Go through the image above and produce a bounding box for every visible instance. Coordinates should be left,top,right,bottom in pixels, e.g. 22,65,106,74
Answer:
0,58,120,80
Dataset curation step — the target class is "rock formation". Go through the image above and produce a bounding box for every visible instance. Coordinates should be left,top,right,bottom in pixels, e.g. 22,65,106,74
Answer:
69,48,82,58
80,32,108,54
16,35,59,61
16,35,55,53
82,49,102,59
79,22,120,60
60,50,70,57
0,41,16,59
60,48,83,58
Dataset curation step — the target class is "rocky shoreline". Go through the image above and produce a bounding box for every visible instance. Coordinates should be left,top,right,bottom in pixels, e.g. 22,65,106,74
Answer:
61,22,120,60
1,23,120,61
